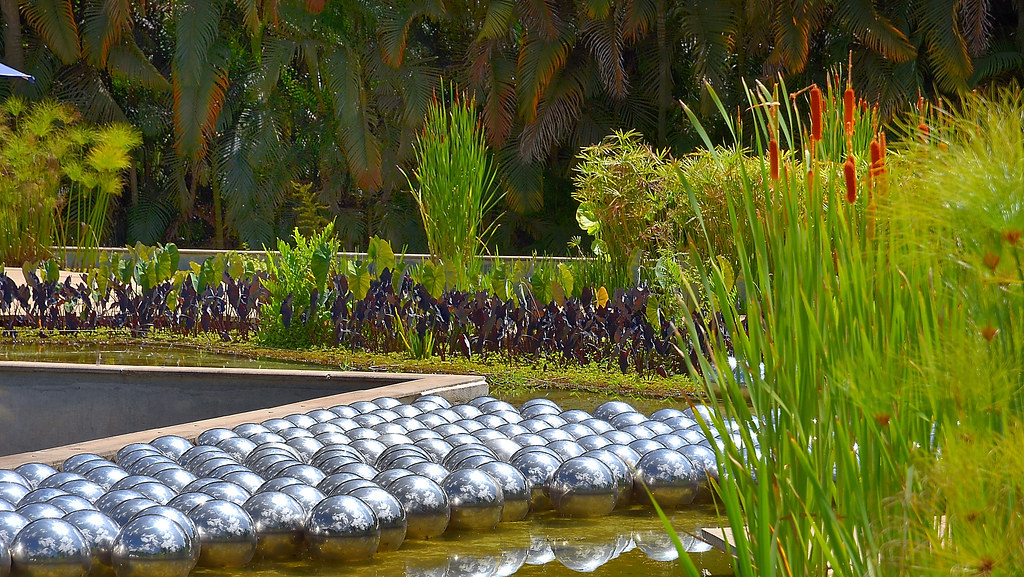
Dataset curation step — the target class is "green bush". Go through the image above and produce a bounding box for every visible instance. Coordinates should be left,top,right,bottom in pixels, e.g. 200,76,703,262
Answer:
258,223,341,348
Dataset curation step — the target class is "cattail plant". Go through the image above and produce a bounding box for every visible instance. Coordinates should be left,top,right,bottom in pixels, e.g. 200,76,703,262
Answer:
844,154,857,203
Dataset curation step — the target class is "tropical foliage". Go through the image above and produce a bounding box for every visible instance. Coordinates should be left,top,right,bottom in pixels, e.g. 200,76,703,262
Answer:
0,97,139,266
2,0,1021,255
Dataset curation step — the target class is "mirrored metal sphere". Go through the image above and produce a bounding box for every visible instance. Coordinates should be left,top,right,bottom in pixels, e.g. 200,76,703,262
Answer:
14,465,58,489
62,510,120,569
584,450,634,507
241,492,306,560
220,472,264,496
349,487,406,552
548,457,617,518
53,482,104,505
187,500,257,567
61,456,102,476
166,493,212,516
215,438,257,463
150,437,193,461
477,462,530,522
108,499,158,526
1,535,10,577
84,467,128,490
678,444,717,502
199,482,250,506
19,488,67,506
305,496,380,562
441,470,503,531
592,401,635,421
277,485,325,516
0,484,29,505
10,518,91,577
636,449,699,509
0,512,29,545
406,462,449,485
387,475,449,540
0,473,29,489
37,475,84,491
45,496,93,515
111,514,194,577
17,504,67,521
509,450,561,512
92,491,143,516
196,429,237,446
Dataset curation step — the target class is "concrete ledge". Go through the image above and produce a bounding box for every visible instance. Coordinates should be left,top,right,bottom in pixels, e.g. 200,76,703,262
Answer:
0,360,487,465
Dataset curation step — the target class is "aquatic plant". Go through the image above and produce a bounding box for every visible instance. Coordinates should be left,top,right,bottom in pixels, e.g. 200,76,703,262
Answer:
670,81,1024,576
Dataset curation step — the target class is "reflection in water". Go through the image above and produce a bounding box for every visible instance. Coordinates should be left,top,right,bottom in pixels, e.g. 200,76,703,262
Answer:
193,509,733,577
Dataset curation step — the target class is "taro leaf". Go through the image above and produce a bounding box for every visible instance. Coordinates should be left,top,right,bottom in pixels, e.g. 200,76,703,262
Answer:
208,254,226,289
556,264,574,298
444,260,460,291
513,281,530,308
419,262,446,299
311,243,333,293
166,243,180,272
349,262,372,300
156,248,173,282
368,236,396,275
44,260,59,283
576,202,600,234
457,333,472,359
118,258,133,285
166,288,180,312
21,262,35,286
645,294,660,332
596,286,610,308
580,286,593,308
551,280,566,306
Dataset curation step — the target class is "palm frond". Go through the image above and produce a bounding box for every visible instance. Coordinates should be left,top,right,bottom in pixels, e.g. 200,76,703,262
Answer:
52,62,127,123
173,0,224,87
770,0,813,72
22,0,81,64
676,0,739,87
835,0,917,62
517,32,573,122
518,63,586,162
324,48,383,191
918,0,972,91
478,0,516,40
494,140,544,214
958,0,991,56
521,0,561,40
173,40,230,158
81,0,133,66
379,0,443,67
106,38,172,91
128,188,177,244
235,0,261,34
580,11,627,98
968,46,1024,86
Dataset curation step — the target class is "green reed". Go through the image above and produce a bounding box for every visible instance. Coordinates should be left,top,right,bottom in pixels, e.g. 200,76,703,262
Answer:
666,82,1024,576
408,86,501,267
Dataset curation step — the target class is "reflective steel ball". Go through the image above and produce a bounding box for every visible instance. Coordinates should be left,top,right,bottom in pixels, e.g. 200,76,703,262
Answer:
478,462,530,522
0,512,28,547
304,496,380,562
111,514,195,577
10,518,91,577
241,492,306,560
509,450,561,512
635,448,699,509
548,457,617,518
387,476,449,540
187,500,257,567
349,487,407,552
14,465,58,489
441,470,503,531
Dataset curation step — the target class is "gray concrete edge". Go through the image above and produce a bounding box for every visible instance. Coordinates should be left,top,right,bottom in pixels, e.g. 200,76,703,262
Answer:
0,361,487,469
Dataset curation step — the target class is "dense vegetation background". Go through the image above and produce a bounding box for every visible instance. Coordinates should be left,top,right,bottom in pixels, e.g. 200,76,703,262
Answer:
1,0,1022,254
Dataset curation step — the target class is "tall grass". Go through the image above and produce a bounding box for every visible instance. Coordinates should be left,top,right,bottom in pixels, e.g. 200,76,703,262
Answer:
408,86,501,266
671,81,1024,576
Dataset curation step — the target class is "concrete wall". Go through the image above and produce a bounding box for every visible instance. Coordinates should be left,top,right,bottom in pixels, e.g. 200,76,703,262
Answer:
0,361,487,457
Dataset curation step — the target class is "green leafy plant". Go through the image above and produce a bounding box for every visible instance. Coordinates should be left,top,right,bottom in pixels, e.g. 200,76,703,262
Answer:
259,223,341,348
572,130,681,284
408,86,502,266
0,98,140,267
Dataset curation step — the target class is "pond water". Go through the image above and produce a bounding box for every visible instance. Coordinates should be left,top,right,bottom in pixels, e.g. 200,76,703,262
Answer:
1,342,734,576
0,341,316,370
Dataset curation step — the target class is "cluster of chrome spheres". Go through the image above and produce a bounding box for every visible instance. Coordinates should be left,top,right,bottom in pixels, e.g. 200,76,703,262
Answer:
0,395,724,577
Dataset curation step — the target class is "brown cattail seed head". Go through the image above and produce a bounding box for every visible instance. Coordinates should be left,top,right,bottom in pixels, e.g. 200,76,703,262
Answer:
810,85,822,141
981,325,998,341
844,155,857,203
769,139,779,180
918,122,930,144
982,252,1000,271
843,88,855,132
1004,229,1022,245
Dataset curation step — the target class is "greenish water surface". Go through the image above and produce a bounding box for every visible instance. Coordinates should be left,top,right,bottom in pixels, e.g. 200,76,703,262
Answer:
3,342,734,576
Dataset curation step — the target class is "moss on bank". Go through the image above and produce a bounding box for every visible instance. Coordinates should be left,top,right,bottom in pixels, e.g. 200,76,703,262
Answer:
2,329,702,400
